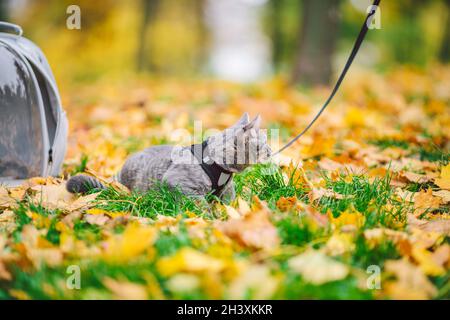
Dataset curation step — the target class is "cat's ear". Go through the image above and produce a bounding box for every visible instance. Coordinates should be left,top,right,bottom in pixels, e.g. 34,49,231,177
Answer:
231,112,250,129
243,115,261,131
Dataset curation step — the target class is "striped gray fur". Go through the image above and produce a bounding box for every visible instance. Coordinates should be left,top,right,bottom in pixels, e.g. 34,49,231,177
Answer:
66,174,106,194
66,113,272,201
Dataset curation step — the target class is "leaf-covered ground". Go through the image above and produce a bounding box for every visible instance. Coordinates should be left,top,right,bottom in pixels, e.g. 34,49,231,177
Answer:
1,67,449,299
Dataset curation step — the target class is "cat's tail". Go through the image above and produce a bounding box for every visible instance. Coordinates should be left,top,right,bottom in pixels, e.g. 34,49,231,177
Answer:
66,174,107,194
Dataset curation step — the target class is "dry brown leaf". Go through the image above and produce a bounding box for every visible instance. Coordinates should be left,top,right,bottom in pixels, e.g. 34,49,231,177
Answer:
0,187,26,208
20,225,63,267
223,205,241,219
363,228,409,246
103,277,148,300
0,235,12,280
30,184,75,210
432,190,450,204
0,187,14,208
216,208,280,250
413,189,442,216
67,192,100,211
384,259,437,299
431,244,450,267
408,214,450,236
401,171,433,184
276,196,298,212
318,158,342,172
308,187,345,202
84,214,109,226
237,197,251,215
435,164,450,190
304,205,329,227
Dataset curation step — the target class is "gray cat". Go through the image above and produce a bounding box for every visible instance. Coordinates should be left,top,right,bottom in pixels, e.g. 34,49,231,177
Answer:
66,113,271,201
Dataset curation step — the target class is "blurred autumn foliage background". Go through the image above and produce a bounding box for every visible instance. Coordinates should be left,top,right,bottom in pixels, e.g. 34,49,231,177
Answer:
1,0,449,86
0,0,450,300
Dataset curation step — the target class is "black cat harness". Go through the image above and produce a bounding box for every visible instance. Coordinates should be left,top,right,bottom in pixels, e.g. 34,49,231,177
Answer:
191,141,233,197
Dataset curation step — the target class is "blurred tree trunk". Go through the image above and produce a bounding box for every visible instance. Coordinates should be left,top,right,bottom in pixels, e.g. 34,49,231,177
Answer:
439,0,450,63
291,0,341,86
0,1,8,21
270,0,284,71
194,0,207,71
136,0,159,72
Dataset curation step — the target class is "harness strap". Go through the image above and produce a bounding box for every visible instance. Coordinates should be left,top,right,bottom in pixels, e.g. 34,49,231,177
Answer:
191,141,233,197
273,0,381,156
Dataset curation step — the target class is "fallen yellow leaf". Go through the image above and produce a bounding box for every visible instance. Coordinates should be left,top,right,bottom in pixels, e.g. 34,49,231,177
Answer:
435,164,450,190
157,248,224,276
288,250,349,285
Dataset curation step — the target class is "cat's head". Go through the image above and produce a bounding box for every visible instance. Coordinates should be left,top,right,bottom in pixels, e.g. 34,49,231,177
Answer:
207,113,272,172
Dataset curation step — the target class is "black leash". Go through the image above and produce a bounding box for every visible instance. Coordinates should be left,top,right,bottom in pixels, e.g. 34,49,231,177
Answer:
273,0,381,156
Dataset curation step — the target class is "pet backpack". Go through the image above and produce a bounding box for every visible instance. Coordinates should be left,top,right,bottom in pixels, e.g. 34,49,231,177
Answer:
0,22,67,186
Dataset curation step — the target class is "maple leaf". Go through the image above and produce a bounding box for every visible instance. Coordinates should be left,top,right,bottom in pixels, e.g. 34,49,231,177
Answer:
215,207,280,250
413,188,442,217
29,184,75,210
435,164,450,190
276,196,298,212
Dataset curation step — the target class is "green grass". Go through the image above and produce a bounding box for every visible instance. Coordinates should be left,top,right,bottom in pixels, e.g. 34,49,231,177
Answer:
368,138,410,150
368,138,449,165
154,225,192,257
11,203,62,243
92,182,212,219
276,214,320,247
350,234,400,269
234,163,307,209
73,220,102,243
2,159,446,300
414,145,450,165
0,224,204,300
277,274,373,299
317,173,406,229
